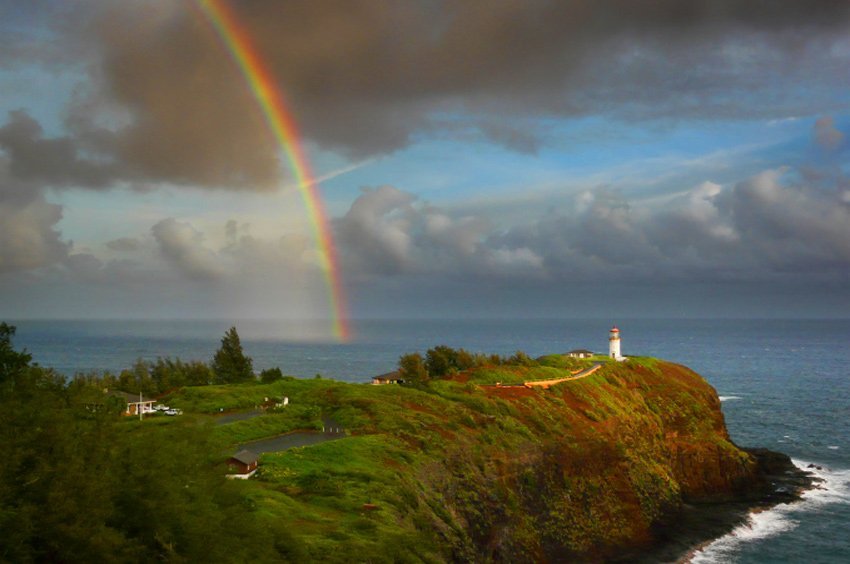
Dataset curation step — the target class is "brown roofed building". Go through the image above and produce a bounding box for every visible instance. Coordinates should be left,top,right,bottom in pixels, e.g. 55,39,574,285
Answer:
371,371,403,385
227,449,259,478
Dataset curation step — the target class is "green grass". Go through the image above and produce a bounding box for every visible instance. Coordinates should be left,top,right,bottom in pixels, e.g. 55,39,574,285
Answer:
211,407,322,445
135,355,756,562
164,377,336,413
465,366,527,385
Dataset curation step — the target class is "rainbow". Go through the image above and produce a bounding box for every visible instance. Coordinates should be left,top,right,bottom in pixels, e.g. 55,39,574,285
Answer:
195,0,351,341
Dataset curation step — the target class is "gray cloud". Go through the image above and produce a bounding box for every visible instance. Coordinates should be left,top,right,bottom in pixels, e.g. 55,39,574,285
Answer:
0,192,69,273
0,110,117,188
151,218,223,282
105,237,141,252
336,186,418,276
337,166,850,287
0,155,70,272
51,0,848,189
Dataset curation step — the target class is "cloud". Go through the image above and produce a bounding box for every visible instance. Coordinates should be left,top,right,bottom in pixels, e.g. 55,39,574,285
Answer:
813,116,844,150
336,166,850,288
336,186,417,276
151,218,223,281
0,154,70,272
105,237,141,252
0,193,69,273
0,110,117,188
46,0,847,189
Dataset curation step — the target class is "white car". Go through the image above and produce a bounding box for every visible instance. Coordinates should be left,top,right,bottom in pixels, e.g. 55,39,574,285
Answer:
165,409,182,416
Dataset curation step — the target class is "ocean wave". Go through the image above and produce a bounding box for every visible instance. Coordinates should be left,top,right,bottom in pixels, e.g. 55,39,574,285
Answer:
718,395,742,402
688,460,850,563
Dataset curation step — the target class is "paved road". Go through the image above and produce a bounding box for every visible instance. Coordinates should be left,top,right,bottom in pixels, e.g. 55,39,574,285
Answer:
236,417,345,455
237,430,344,455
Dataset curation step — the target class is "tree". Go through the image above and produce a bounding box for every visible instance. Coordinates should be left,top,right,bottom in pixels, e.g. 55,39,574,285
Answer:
425,345,459,378
398,352,428,384
506,350,537,367
0,322,32,384
212,327,254,383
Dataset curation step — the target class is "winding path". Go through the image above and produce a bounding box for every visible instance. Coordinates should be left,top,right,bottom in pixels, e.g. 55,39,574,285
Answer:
522,362,603,389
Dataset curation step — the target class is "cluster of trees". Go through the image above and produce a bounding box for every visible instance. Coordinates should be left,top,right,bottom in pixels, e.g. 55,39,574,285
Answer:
0,323,300,561
397,345,540,384
72,326,283,397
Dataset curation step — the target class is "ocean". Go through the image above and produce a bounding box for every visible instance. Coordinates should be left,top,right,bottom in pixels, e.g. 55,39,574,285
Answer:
8,318,850,563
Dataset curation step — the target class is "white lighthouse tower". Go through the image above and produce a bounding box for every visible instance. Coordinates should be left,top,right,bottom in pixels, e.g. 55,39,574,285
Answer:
609,326,625,361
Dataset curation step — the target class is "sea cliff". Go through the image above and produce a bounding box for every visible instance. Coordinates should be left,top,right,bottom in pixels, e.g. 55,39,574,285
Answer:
166,356,810,562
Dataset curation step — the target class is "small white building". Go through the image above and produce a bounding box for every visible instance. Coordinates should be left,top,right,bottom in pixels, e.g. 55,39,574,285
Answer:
567,349,594,359
609,326,626,361
109,391,156,416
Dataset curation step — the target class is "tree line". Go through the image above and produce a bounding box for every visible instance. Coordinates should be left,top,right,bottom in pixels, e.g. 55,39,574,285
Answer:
397,345,539,384
73,326,284,398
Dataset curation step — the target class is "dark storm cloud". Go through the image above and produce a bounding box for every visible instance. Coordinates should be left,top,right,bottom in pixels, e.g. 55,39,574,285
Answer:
60,0,850,189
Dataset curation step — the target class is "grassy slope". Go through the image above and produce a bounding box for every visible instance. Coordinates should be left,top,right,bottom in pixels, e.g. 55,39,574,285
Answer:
164,358,755,562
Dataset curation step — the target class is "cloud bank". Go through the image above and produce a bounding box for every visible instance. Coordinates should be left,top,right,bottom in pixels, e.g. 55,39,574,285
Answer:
338,167,850,288
6,0,845,191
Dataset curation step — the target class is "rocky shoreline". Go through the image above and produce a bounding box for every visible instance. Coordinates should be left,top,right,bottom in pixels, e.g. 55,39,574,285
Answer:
619,448,817,563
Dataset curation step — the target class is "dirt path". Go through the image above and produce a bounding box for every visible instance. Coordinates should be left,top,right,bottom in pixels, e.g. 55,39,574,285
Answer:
522,362,603,389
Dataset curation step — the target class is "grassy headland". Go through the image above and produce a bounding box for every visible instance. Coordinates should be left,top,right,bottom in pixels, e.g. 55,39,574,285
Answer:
157,355,771,561
0,322,806,562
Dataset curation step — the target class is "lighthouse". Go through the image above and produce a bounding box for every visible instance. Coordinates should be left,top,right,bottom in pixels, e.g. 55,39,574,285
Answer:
609,326,624,361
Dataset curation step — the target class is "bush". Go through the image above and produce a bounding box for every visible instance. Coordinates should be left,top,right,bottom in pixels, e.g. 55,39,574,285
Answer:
260,367,284,383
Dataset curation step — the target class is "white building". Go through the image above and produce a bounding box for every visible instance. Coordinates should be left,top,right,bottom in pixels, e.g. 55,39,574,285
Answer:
608,326,626,361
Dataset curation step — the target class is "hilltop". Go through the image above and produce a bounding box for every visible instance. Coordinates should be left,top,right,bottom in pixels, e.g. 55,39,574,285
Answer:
155,354,807,562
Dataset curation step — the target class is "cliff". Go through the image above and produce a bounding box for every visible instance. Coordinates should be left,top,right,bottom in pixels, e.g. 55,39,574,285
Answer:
170,356,802,562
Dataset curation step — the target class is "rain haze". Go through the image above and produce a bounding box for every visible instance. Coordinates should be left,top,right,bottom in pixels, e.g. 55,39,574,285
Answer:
1,0,849,332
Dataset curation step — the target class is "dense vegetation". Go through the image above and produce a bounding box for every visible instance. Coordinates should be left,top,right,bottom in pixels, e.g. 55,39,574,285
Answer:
397,344,585,384
0,324,300,561
0,324,760,562
71,326,257,398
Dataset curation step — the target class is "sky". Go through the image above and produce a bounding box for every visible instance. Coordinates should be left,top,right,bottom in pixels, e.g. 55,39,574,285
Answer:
0,0,849,334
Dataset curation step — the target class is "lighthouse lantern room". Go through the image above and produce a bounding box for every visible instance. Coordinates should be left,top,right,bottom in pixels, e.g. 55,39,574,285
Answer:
609,326,625,361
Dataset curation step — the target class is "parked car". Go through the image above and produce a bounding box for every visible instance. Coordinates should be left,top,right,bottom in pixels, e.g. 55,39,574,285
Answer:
165,409,182,416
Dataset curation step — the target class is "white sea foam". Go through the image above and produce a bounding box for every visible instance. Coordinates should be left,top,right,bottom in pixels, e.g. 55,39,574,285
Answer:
828,446,840,450
718,395,742,402
689,460,850,563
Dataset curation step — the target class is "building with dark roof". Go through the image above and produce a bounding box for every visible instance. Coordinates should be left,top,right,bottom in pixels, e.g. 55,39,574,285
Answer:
371,371,403,385
227,449,259,478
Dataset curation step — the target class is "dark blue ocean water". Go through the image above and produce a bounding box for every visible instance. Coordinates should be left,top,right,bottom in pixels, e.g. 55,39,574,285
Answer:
8,318,850,563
